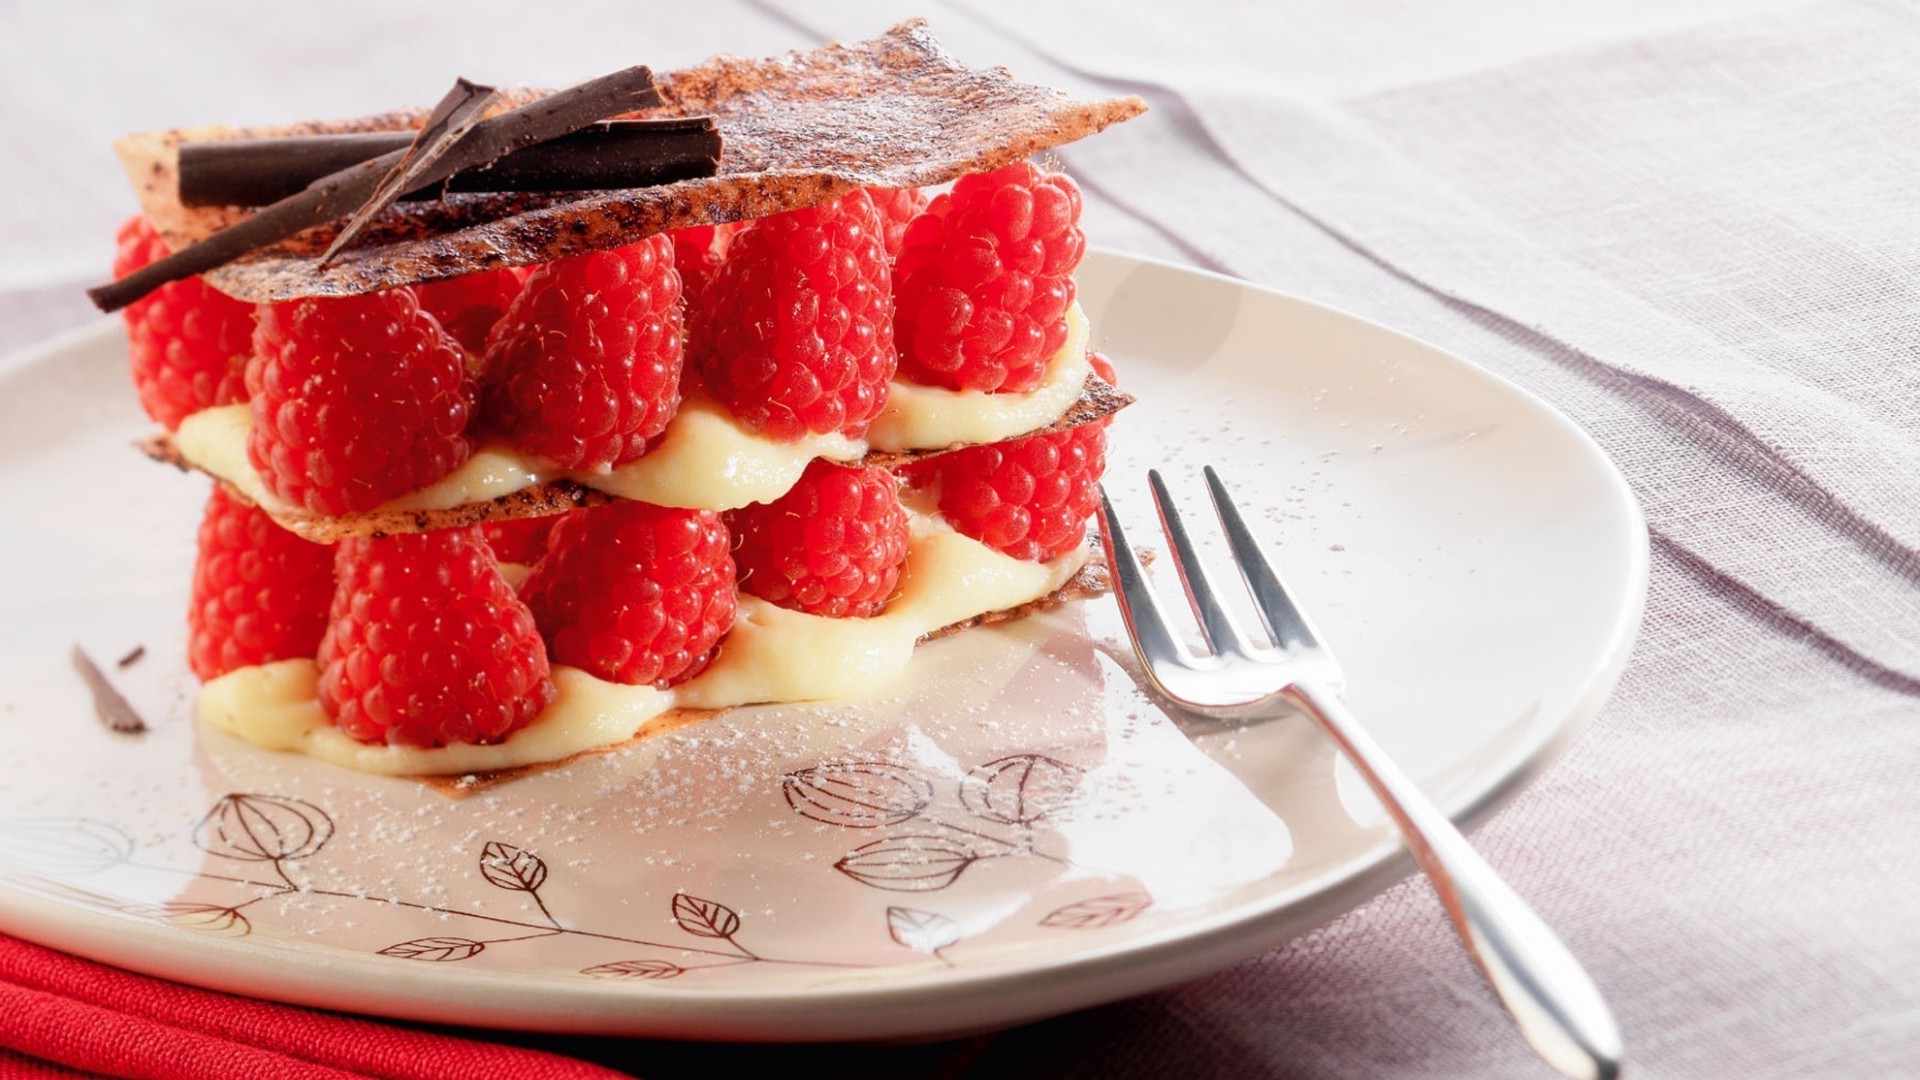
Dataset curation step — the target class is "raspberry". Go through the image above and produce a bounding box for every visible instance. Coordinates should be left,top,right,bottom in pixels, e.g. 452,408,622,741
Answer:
479,516,557,565
248,289,474,516
904,422,1107,562
1088,349,1119,387
893,162,1086,393
522,503,736,688
727,460,909,618
480,236,684,470
415,266,528,356
866,186,930,259
692,189,897,441
187,487,334,681
668,222,740,309
317,527,554,747
113,215,255,430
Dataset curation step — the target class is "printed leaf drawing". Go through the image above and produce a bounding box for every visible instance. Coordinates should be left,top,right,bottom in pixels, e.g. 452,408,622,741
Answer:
17,791,926,980
1039,891,1154,930
887,906,963,954
193,793,334,863
379,937,487,962
783,762,934,828
157,902,251,937
671,893,742,939
959,755,1089,826
0,817,134,876
479,841,548,893
581,958,687,980
836,834,978,892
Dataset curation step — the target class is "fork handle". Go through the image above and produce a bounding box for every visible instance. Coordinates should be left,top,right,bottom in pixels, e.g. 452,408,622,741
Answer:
1286,681,1622,1080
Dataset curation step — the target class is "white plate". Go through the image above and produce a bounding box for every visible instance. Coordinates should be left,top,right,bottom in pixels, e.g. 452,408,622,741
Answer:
0,252,1645,1041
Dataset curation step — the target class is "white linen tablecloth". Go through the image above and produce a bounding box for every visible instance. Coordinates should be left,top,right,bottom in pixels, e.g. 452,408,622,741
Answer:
1,1,1913,1076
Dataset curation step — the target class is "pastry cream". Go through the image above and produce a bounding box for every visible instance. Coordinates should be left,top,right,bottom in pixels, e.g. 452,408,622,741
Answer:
864,306,1090,452
198,511,1089,776
170,305,1093,517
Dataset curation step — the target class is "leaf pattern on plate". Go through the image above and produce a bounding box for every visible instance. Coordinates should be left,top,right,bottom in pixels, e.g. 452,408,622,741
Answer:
1039,892,1154,930
478,841,548,893
379,937,486,962
0,817,134,876
193,793,334,863
671,894,741,939
958,755,1090,826
581,958,687,980
19,776,1110,979
783,762,934,828
887,906,963,954
836,834,979,892
156,901,252,937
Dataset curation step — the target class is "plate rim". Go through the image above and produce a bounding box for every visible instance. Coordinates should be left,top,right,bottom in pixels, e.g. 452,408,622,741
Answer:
0,249,1649,1041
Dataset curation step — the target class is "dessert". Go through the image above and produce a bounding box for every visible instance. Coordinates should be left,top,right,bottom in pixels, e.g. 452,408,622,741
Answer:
96,22,1144,779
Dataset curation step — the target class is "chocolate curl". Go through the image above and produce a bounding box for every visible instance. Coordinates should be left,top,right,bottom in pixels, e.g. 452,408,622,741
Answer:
87,64,661,313
177,118,723,207
320,77,500,268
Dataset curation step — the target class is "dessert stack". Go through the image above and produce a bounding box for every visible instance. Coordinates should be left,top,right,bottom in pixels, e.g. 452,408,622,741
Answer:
93,23,1144,777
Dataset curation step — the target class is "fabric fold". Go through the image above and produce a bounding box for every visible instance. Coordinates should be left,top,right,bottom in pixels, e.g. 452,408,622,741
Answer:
910,0,1920,676
0,977,369,1080
0,932,628,1080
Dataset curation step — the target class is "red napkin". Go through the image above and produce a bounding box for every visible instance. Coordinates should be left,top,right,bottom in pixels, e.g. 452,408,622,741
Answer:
0,931,631,1080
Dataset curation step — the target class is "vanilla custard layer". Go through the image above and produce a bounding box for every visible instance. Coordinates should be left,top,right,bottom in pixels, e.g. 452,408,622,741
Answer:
198,512,1088,776
174,306,1092,516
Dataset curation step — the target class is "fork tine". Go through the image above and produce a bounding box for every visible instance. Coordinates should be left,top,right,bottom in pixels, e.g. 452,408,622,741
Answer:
1097,487,1193,670
1147,469,1262,657
1201,465,1323,654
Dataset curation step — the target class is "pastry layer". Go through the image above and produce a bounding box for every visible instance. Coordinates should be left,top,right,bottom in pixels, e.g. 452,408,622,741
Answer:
199,507,1091,776
153,307,1111,541
116,21,1145,303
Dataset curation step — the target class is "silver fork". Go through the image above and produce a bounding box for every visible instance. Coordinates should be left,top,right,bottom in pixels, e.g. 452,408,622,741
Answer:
1098,466,1621,1080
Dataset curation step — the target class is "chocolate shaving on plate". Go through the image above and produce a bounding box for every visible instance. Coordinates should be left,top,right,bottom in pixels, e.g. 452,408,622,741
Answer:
72,645,149,734
109,20,1145,304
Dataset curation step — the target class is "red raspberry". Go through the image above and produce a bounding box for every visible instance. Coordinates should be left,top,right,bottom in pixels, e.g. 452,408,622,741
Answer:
727,460,909,618
1088,350,1119,387
415,266,527,356
480,236,684,470
866,186,930,259
522,503,736,688
112,215,255,430
248,289,474,516
668,222,741,309
904,422,1107,562
187,487,334,681
893,162,1086,393
692,189,897,441
479,516,557,565
317,527,554,747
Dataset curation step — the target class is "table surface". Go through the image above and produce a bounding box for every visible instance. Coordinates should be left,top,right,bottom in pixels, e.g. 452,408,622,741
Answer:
2,2,1915,1077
